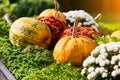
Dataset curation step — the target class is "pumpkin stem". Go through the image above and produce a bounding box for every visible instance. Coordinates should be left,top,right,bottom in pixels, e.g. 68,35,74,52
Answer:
54,0,59,11
94,13,102,21
72,17,80,38
4,14,12,26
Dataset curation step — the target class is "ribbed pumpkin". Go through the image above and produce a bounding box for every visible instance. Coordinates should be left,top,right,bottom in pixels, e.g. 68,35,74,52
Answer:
53,17,96,66
6,16,51,48
39,0,66,23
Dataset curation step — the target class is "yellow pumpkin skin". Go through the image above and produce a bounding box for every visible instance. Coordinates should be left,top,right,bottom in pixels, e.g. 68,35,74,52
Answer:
111,30,120,39
9,17,51,48
53,36,96,66
39,9,66,23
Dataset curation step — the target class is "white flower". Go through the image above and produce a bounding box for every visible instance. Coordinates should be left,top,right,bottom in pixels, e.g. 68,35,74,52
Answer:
95,57,100,64
117,54,120,60
111,56,118,62
118,61,120,66
91,48,99,56
99,60,106,67
100,49,106,54
88,67,95,73
98,54,106,60
83,60,89,67
104,59,110,65
111,60,116,65
87,72,96,80
99,67,106,74
82,42,120,79
114,65,118,70
101,52,108,57
95,67,100,74
113,47,118,52
102,72,108,78
98,44,106,50
81,68,87,75
106,46,113,52
115,69,120,74
112,70,117,77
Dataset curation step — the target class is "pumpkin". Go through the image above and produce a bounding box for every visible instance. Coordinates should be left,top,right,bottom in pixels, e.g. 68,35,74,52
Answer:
5,14,51,48
53,17,96,66
111,30,120,40
39,0,66,23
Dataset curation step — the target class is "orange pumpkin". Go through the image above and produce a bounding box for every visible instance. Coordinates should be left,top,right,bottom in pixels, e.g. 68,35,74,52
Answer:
53,17,96,66
39,0,66,23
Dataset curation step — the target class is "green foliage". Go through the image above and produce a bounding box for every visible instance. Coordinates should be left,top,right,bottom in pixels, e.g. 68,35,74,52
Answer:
22,63,82,80
93,34,120,45
98,22,120,35
0,0,54,18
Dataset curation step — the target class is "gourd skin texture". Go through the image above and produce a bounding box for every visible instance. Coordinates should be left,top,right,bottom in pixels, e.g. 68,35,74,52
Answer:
111,30,120,39
39,9,66,23
9,17,51,48
53,36,96,66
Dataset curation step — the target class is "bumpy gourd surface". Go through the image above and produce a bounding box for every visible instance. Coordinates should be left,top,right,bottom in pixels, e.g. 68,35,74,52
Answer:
39,9,66,23
53,36,96,66
9,17,51,48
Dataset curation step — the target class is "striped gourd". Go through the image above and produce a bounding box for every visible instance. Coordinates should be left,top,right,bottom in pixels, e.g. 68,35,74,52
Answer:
9,17,51,48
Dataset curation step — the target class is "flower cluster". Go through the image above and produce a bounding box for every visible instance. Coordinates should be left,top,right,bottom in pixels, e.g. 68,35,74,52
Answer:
63,10,99,32
81,42,120,80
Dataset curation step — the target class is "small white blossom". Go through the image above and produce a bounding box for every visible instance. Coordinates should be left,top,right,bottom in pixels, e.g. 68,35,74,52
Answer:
112,70,117,77
101,52,108,57
111,60,116,65
99,67,105,74
113,47,118,52
87,72,96,80
115,69,120,74
81,68,87,75
95,57,100,64
118,61,120,66
98,54,106,60
88,67,95,73
111,56,118,62
104,59,110,65
95,67,100,74
98,44,106,50
83,60,89,67
102,72,108,78
99,60,106,67
117,54,120,60
114,65,118,70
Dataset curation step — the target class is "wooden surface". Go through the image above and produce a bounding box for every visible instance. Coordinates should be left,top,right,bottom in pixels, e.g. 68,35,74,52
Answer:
0,60,16,80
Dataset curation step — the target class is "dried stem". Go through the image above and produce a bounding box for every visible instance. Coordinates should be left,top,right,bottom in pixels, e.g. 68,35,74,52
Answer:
54,0,59,11
4,14,12,26
72,17,80,38
94,13,102,21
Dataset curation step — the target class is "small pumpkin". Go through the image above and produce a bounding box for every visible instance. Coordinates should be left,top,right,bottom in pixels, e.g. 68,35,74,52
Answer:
53,17,96,66
5,14,51,48
39,0,66,23
111,30,120,40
